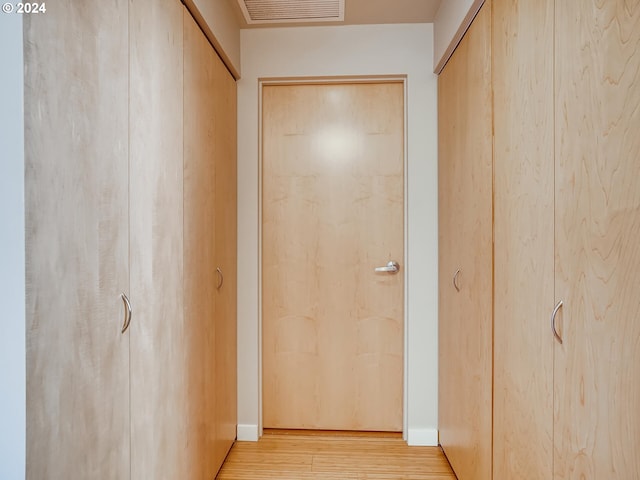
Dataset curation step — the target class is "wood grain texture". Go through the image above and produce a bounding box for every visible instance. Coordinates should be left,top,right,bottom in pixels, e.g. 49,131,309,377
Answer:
437,3,493,480
262,82,404,431
24,2,130,478
184,10,218,480
491,0,555,478
436,40,460,480
554,1,640,478
212,36,239,473
185,10,239,477
129,1,186,478
216,432,457,479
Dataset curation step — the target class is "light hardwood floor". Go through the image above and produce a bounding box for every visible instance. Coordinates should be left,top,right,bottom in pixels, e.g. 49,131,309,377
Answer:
216,431,457,479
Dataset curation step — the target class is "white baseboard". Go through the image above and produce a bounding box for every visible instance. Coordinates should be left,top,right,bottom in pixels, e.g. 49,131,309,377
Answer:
236,424,260,442
407,428,439,446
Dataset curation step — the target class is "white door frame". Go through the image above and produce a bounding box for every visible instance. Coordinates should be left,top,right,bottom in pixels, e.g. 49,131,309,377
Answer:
257,75,409,438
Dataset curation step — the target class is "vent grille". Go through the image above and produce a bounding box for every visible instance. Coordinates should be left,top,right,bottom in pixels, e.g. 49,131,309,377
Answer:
238,0,345,24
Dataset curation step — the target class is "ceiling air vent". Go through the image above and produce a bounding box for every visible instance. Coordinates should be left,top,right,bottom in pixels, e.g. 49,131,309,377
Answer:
237,0,345,24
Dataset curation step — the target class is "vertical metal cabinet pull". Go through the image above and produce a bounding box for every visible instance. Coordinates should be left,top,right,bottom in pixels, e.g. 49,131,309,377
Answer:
120,293,132,334
453,269,461,292
551,300,563,344
216,267,224,290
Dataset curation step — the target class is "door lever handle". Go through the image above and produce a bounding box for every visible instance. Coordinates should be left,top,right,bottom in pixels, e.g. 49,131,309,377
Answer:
374,261,400,274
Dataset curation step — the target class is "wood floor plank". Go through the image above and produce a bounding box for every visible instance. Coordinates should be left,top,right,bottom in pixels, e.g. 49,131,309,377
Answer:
216,433,457,480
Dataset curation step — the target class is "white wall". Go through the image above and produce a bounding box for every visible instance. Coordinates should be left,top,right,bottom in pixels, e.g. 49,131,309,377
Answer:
433,0,484,72
237,23,439,445
0,13,26,480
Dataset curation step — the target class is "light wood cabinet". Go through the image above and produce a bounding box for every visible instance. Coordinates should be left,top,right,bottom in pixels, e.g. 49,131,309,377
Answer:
553,1,640,477
492,0,555,478
440,0,640,479
438,4,493,480
25,2,130,478
211,32,238,471
129,1,189,478
184,11,238,478
184,11,217,480
25,2,237,479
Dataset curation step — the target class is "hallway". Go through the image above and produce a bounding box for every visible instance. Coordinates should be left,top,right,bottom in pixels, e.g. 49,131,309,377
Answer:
216,431,456,479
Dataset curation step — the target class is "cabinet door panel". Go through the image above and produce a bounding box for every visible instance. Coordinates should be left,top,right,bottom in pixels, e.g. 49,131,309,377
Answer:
438,4,493,480
25,1,130,478
492,0,555,478
129,1,186,478
438,50,461,477
184,10,218,479
184,11,218,479
555,1,640,478
212,46,238,471
184,11,237,476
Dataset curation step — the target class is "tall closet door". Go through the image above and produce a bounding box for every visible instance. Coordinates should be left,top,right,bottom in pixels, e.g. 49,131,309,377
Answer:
437,42,462,474
184,10,218,479
438,4,493,480
554,1,640,478
129,0,187,478
212,46,238,471
24,1,130,478
492,0,555,478
184,11,238,476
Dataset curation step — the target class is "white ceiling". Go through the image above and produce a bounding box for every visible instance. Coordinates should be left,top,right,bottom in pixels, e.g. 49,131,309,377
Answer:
232,0,443,28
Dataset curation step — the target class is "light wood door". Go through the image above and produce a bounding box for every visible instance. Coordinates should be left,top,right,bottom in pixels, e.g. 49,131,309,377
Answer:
437,4,493,480
24,1,130,478
129,1,186,478
212,40,238,471
184,11,217,479
492,0,555,478
184,11,237,479
262,82,404,431
184,10,238,477
554,1,640,478
437,22,465,473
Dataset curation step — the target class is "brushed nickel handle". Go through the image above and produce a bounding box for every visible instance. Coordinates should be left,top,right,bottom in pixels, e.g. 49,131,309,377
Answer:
453,269,461,292
551,300,563,344
216,267,224,289
121,293,132,334
374,261,400,274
